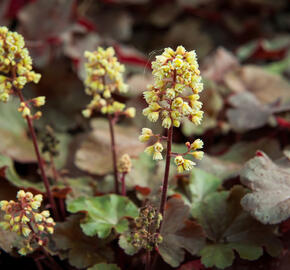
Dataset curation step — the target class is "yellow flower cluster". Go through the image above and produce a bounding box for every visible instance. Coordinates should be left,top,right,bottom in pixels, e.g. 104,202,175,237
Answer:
117,154,132,173
0,190,55,255
82,47,135,118
139,46,205,172
143,46,203,128
174,139,204,173
17,96,45,119
0,26,41,103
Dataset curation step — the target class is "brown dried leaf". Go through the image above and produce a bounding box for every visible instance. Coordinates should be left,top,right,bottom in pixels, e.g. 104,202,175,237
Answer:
226,92,272,132
52,214,113,269
197,138,282,180
75,119,144,175
225,65,290,105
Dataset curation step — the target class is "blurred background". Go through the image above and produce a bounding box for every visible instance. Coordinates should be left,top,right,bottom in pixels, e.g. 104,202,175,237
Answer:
0,0,289,184
0,0,290,268
0,0,290,190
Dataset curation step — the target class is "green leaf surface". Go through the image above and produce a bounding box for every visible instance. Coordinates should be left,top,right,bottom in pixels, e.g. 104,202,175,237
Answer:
0,154,45,192
200,244,234,269
67,194,138,238
87,263,120,270
197,186,282,269
175,168,222,217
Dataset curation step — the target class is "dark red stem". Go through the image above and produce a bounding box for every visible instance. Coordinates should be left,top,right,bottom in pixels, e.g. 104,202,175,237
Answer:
158,125,173,221
121,173,126,196
145,250,151,270
108,115,119,194
16,90,59,220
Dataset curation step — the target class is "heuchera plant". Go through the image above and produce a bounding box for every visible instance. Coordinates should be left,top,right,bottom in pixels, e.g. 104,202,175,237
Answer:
139,46,204,218
0,26,59,219
82,47,135,194
0,26,283,270
0,190,55,256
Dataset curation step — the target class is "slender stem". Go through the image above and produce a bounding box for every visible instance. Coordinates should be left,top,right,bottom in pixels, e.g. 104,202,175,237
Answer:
16,90,59,220
121,173,126,196
108,115,119,194
158,125,173,220
145,250,151,270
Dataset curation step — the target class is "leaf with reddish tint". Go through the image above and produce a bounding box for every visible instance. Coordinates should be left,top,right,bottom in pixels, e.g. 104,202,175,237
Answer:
178,260,204,270
135,185,151,196
202,47,239,83
197,186,282,269
159,198,205,267
18,0,74,40
240,152,290,224
52,214,114,269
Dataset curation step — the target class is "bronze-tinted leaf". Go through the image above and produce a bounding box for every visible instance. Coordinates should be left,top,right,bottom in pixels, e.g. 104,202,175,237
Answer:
241,151,290,224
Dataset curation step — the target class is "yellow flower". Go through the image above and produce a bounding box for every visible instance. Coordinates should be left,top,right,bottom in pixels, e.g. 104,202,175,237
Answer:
162,117,172,129
32,96,46,107
190,139,203,150
191,151,204,160
174,155,196,172
139,128,153,142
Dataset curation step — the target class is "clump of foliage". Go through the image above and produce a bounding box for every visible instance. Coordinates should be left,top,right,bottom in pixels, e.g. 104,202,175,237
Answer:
0,23,288,270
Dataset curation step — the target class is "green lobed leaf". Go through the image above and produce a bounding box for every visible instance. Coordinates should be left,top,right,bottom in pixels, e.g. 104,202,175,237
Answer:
175,168,222,218
200,244,234,269
197,186,282,269
67,194,138,238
